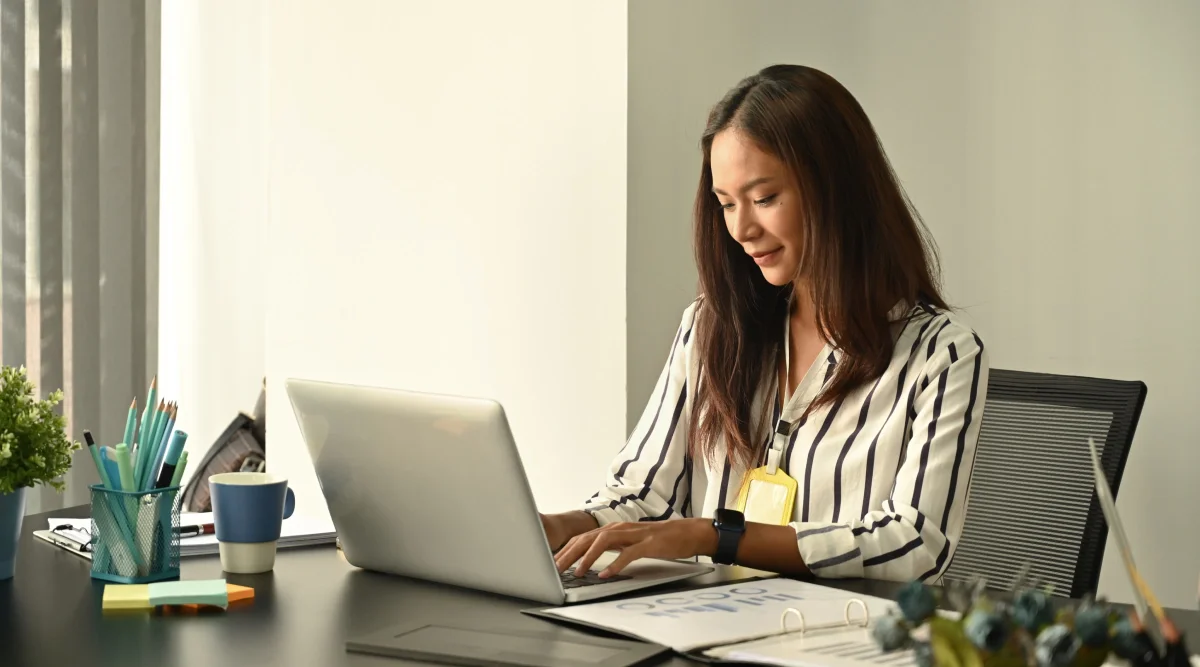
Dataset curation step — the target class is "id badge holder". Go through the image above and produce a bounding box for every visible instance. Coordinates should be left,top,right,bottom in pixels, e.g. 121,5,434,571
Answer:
734,420,799,525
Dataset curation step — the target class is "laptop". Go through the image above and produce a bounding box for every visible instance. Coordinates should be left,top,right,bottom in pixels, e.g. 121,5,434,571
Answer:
284,378,712,605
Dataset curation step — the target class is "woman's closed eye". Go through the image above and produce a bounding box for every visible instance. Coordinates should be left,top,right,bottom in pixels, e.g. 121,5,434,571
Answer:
753,194,777,206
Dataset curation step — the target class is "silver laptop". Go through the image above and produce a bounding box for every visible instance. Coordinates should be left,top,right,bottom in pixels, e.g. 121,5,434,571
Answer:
285,378,711,604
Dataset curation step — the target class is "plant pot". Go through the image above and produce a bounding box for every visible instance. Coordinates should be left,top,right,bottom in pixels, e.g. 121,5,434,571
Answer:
0,487,27,580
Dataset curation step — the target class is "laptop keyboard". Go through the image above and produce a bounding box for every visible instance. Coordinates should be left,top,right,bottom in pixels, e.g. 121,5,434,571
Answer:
560,567,631,589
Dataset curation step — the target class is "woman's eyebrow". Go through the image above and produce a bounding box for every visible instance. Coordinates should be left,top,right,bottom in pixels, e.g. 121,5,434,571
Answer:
712,176,775,196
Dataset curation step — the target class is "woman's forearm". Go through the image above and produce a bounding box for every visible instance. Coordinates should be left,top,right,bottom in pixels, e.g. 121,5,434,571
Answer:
730,522,811,576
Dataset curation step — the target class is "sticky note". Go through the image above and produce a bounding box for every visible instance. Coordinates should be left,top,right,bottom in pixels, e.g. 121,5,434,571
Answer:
226,583,254,603
102,584,152,610
175,583,254,612
147,579,229,609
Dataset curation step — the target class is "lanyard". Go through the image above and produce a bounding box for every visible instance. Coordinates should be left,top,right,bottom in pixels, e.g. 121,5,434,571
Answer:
766,314,799,475
766,306,829,474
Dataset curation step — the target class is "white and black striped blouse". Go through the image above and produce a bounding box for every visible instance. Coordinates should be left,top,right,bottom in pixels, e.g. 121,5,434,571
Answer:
581,299,989,583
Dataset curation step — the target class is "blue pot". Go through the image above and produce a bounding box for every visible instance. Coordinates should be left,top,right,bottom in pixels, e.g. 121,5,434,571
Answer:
0,487,27,580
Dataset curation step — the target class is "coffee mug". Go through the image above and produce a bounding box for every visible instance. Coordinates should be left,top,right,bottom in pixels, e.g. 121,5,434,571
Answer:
209,472,296,574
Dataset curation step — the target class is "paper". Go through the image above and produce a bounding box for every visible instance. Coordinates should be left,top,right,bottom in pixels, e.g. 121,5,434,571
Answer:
102,584,152,610
148,579,229,608
47,512,337,558
707,625,916,667
538,579,895,653
171,512,337,556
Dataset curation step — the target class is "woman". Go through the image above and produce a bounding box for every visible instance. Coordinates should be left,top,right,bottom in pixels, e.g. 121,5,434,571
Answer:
544,65,988,584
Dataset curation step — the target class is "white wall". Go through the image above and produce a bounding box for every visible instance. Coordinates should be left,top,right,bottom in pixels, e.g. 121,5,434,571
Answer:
628,0,1200,607
159,0,268,474
262,0,628,518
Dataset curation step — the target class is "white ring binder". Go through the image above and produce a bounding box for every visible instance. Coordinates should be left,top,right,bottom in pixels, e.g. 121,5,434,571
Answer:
779,598,870,635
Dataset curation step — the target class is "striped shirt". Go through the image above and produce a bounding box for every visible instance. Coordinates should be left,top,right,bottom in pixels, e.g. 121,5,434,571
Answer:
581,300,989,583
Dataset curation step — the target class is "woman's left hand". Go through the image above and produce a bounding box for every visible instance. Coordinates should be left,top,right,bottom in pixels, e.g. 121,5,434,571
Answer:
554,518,718,578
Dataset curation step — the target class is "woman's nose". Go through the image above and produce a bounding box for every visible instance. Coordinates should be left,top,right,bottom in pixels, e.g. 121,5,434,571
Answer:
727,205,761,243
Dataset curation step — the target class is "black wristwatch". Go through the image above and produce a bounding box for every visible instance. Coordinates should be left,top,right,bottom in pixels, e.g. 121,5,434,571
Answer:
711,509,746,565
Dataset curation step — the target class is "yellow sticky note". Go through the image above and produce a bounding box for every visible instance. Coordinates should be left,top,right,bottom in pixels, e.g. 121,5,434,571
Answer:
102,584,152,611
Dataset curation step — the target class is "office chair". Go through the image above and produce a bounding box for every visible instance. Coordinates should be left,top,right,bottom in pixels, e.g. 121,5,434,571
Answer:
942,368,1147,598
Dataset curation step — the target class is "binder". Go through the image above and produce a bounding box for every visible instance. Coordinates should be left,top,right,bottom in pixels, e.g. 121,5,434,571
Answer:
525,578,914,666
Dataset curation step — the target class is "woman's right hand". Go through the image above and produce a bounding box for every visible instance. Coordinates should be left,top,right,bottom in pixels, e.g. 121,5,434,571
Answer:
540,511,599,552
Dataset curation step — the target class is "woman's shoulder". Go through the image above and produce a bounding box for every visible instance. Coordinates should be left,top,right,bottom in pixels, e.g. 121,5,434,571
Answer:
898,301,987,368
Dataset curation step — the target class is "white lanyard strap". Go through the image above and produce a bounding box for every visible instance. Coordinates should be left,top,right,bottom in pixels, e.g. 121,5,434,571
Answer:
768,311,795,475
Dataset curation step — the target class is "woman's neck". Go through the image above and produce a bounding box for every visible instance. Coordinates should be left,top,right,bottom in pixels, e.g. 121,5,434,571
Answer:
789,283,819,335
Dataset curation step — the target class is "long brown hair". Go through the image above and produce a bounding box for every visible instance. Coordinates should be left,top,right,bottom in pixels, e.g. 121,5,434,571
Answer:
689,64,947,468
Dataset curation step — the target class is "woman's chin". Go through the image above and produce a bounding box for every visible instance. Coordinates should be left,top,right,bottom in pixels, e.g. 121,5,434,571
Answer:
758,267,794,287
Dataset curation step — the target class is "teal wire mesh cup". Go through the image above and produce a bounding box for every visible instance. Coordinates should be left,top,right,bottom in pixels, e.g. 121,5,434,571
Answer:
89,484,181,583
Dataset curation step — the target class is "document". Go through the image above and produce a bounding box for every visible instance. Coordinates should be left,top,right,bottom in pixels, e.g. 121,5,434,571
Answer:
535,578,895,653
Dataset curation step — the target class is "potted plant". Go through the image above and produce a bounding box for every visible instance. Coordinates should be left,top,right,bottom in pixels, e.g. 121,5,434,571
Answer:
0,365,79,580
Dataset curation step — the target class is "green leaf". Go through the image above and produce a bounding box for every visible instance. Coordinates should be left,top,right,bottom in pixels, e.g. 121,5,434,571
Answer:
0,365,80,494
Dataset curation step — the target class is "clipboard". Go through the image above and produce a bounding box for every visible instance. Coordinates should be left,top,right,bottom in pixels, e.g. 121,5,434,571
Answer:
33,528,93,561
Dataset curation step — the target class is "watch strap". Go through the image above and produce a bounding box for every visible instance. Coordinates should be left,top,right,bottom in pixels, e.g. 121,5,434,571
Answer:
714,523,742,565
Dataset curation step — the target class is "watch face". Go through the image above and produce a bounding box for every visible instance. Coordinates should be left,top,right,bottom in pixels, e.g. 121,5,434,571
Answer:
714,509,745,530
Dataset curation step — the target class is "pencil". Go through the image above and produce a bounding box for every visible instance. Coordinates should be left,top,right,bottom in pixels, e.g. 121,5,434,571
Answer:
148,403,177,489
135,378,156,465
137,400,168,490
122,398,137,454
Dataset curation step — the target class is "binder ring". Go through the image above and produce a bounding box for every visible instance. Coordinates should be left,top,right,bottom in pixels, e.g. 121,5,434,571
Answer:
844,598,870,627
780,607,805,634
779,598,870,635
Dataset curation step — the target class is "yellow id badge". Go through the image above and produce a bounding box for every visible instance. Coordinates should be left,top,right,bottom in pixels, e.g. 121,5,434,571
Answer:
734,422,798,525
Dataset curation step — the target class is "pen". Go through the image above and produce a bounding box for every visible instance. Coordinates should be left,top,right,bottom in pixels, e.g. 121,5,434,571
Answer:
100,447,123,490
82,430,113,490
43,530,92,555
154,430,189,489
177,523,214,538
169,451,189,488
114,443,135,492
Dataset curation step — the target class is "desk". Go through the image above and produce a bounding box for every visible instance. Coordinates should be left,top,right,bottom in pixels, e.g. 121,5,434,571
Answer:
3,506,1198,667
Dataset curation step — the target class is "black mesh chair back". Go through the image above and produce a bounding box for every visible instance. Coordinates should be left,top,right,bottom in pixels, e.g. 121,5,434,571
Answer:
943,368,1146,598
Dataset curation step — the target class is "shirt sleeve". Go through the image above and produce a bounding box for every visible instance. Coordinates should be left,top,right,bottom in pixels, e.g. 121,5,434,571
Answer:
581,303,697,525
788,319,989,582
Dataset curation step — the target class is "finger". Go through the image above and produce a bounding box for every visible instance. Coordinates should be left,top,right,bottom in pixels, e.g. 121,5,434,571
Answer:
576,529,637,575
600,542,648,578
555,533,594,572
555,522,622,572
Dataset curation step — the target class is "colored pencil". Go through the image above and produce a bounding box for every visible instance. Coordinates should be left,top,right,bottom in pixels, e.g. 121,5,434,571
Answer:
148,403,177,489
121,398,137,455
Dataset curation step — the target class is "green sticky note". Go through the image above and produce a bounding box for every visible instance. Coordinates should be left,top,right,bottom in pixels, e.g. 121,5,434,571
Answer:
148,579,228,608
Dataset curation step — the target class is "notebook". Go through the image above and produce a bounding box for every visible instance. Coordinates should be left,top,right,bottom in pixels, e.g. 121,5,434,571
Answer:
39,511,336,559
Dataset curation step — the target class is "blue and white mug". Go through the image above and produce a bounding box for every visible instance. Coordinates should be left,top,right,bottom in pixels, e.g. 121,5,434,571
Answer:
209,472,296,574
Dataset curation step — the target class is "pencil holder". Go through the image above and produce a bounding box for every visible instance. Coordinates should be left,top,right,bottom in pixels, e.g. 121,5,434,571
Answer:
89,484,181,583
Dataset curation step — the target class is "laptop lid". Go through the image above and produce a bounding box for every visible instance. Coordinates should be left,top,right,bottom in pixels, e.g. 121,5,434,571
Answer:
285,378,567,604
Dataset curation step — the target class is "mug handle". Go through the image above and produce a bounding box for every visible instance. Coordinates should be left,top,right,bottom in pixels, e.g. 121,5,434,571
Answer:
283,487,296,520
